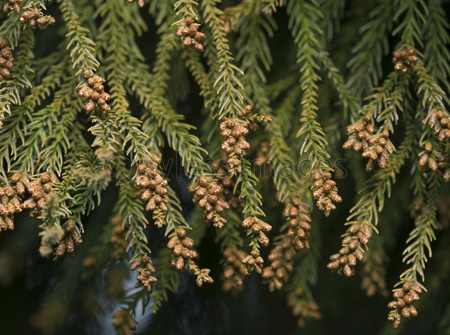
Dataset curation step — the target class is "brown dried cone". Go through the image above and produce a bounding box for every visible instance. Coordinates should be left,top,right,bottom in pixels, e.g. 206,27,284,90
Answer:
242,250,265,274
392,47,418,73
55,219,83,257
211,156,244,210
388,280,422,328
327,223,372,277
428,109,450,142
190,176,230,228
1,0,22,13
361,252,388,297
133,159,168,228
418,143,450,181
312,171,342,216
129,254,157,292
0,39,14,86
110,215,129,259
287,287,321,328
112,309,137,335
127,0,145,8
343,115,395,172
222,247,249,293
176,17,207,53
78,70,111,113
220,117,251,175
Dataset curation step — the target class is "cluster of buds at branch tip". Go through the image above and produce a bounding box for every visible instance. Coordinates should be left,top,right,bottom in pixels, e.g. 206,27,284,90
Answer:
20,10,55,29
393,47,418,72
428,109,450,142
176,17,206,53
418,142,450,181
55,219,83,257
287,288,321,328
222,247,249,293
361,252,388,297
343,115,394,172
254,141,271,167
388,280,422,328
133,158,168,227
127,0,145,8
112,309,137,335
0,39,13,85
1,0,22,13
130,254,157,292
109,215,128,260
312,171,341,216
327,223,371,276
191,176,229,228
78,70,111,113
1,173,57,232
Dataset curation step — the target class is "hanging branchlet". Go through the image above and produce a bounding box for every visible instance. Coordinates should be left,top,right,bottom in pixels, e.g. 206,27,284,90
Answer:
190,176,229,229
287,287,321,328
129,254,157,292
112,309,137,335
312,171,342,217
1,0,22,13
77,70,111,113
133,161,168,228
127,0,144,8
388,280,422,328
0,39,14,85
393,47,418,72
343,116,395,172
222,247,249,293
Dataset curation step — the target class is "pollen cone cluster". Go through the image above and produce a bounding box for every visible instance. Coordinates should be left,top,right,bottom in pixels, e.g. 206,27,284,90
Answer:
1,0,22,13
343,115,394,172
222,247,249,292
133,158,168,228
176,17,207,53
191,176,229,228
1,173,57,232
19,10,55,29
327,223,371,277
419,142,450,181
78,70,111,113
130,254,157,292
54,219,82,257
0,39,13,86
312,171,341,216
112,309,137,335
392,47,418,72
388,281,422,328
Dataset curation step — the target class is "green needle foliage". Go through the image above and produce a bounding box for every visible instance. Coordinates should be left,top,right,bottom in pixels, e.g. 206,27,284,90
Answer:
1,0,450,334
